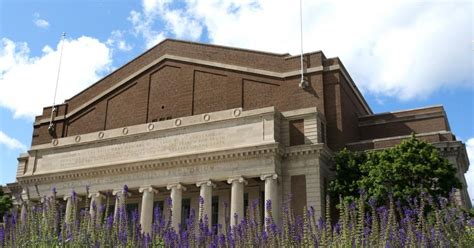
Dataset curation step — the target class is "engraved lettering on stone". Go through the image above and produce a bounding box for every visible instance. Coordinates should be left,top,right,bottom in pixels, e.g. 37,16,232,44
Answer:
38,123,263,172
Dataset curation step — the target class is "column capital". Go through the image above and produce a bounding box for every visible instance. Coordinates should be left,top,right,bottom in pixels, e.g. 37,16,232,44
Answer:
196,180,216,188
139,186,158,194
112,189,131,197
227,176,248,185
88,192,106,199
63,193,81,201
166,183,187,191
260,173,278,181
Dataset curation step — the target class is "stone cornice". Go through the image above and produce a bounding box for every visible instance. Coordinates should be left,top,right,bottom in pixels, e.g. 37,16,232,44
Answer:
17,143,280,185
30,107,275,152
283,143,332,157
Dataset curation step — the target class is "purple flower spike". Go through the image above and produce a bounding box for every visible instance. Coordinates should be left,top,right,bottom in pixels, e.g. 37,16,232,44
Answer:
123,185,129,194
266,199,272,211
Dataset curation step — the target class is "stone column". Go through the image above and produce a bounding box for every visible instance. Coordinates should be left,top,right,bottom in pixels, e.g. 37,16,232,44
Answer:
20,201,28,225
139,186,157,234
64,194,73,224
227,176,247,226
113,189,130,221
166,183,186,231
196,180,216,227
261,174,280,227
89,192,105,224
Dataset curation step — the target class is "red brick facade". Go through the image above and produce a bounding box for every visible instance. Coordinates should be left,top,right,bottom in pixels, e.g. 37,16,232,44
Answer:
31,39,455,152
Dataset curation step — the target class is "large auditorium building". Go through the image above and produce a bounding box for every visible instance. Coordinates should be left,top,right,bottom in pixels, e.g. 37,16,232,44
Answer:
7,39,471,233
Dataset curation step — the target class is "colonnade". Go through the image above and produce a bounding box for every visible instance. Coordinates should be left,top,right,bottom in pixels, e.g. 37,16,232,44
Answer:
62,173,280,234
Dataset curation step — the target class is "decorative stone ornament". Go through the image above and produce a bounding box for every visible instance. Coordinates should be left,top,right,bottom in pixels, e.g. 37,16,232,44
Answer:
122,127,129,135
74,136,81,143
147,123,155,131
98,131,104,139
175,119,182,126
52,139,59,146
203,114,210,122
233,108,241,117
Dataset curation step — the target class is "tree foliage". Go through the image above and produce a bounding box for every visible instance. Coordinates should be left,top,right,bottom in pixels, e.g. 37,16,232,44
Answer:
0,187,13,220
329,136,461,205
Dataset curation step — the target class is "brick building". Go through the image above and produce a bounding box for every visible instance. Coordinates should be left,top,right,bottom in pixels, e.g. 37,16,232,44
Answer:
8,39,471,233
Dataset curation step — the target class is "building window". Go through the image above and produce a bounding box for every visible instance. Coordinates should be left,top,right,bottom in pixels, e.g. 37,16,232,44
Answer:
153,200,164,222
126,203,139,223
212,196,219,232
181,198,191,229
289,119,305,146
244,193,249,217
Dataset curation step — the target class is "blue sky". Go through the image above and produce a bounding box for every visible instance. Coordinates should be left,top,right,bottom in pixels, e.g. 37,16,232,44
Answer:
0,0,473,201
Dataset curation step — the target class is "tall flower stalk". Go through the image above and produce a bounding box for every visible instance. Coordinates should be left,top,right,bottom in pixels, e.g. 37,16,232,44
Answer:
0,186,473,247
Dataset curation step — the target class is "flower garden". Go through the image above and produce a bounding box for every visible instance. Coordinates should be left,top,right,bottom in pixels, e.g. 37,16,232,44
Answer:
1,186,473,247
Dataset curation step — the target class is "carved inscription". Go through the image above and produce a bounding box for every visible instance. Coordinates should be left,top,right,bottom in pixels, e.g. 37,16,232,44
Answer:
37,123,264,173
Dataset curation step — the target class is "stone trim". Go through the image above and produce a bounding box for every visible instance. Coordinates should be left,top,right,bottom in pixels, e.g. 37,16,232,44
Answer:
17,143,280,185
31,107,275,151
359,111,445,127
283,144,332,159
346,131,453,146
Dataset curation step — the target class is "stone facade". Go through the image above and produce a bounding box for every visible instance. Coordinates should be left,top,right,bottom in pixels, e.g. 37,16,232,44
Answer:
8,39,471,233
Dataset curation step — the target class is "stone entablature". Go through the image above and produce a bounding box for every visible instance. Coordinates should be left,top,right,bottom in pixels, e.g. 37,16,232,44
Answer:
17,107,328,197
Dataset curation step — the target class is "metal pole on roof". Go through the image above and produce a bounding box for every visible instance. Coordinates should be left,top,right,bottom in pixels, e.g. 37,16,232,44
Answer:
48,32,66,138
299,0,308,89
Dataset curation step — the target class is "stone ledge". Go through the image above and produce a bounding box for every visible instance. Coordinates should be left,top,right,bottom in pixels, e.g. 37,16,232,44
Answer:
30,106,276,151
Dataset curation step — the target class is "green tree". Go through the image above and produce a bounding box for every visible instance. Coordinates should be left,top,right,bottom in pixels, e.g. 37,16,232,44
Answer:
0,187,13,220
329,136,461,205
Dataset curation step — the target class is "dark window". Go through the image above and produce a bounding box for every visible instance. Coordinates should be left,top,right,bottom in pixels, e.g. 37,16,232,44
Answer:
212,196,219,232
289,119,305,146
260,191,265,224
181,198,191,229
153,201,164,222
244,193,249,217
126,203,139,224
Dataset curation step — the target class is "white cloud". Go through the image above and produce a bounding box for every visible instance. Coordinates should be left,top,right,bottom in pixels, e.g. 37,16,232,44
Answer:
128,10,166,48
0,36,112,119
0,130,26,151
134,0,472,100
465,138,474,204
128,0,202,48
107,30,133,52
33,13,50,29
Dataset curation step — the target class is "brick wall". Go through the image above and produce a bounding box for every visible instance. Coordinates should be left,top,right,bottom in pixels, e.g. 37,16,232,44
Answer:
30,39,452,152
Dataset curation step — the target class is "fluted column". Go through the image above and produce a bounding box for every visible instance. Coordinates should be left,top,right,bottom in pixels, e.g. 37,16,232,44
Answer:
89,192,105,224
167,183,186,231
261,173,280,227
227,176,247,226
139,186,158,234
196,180,216,227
